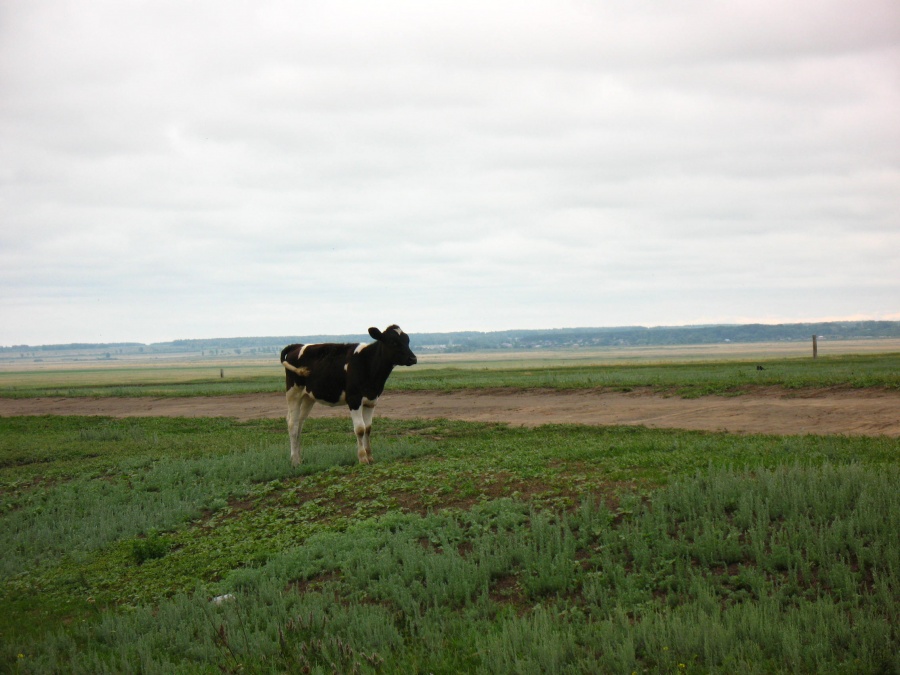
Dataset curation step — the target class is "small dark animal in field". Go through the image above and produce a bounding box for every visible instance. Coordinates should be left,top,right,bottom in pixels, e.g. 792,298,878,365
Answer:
280,325,417,466
757,365,765,371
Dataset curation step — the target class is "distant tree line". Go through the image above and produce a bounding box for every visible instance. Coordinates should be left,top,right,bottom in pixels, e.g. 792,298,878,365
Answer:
2,321,899,355
410,321,900,352
1,342,144,352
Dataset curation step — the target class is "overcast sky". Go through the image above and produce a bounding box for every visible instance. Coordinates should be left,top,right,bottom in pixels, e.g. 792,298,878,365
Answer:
2,0,899,345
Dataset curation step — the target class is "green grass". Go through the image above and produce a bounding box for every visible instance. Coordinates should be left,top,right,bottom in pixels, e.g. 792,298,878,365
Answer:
1,415,898,673
391,352,900,396
1,352,899,398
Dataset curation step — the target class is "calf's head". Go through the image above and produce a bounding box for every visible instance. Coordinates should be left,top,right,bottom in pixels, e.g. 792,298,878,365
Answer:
368,325,417,366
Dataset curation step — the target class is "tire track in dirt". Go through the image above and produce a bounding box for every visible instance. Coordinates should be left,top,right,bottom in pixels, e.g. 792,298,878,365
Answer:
1,388,898,437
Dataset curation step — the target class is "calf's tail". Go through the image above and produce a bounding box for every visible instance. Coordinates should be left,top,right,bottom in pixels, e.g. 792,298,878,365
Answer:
280,344,311,377
280,344,302,363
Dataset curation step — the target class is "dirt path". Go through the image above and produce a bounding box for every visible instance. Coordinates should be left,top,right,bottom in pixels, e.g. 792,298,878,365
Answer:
1,388,898,437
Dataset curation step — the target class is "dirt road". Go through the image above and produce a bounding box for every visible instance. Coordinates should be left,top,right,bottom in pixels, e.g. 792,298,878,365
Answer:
1,388,898,437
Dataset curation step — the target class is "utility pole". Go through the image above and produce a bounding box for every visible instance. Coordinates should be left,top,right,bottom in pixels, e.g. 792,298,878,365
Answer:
812,335,818,359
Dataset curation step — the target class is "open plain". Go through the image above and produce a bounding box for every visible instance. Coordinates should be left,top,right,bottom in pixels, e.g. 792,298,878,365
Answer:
2,347,898,673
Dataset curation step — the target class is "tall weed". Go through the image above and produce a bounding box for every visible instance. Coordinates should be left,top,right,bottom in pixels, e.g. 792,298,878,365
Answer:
12,464,896,674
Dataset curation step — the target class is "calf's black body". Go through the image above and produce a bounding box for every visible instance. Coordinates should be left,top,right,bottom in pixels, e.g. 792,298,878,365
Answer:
280,325,416,465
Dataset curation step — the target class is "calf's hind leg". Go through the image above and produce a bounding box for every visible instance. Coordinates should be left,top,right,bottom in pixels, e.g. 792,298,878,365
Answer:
286,388,315,467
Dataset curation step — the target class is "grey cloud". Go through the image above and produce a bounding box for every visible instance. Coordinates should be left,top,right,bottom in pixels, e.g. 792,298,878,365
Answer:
1,0,898,343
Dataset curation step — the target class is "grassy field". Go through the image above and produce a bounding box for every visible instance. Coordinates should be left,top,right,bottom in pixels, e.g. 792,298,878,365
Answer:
1,351,899,398
1,411,898,673
2,349,898,672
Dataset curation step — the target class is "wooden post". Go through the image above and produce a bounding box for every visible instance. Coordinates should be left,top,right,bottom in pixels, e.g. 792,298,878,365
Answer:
812,335,818,359
220,368,224,378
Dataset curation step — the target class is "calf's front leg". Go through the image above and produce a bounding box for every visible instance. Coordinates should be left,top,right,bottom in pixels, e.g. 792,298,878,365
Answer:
361,401,376,463
349,406,372,464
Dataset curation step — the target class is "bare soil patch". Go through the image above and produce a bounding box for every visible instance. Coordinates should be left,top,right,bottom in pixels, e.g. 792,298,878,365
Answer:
1,388,898,437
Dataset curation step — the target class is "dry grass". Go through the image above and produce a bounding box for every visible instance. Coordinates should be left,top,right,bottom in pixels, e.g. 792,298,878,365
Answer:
417,339,900,368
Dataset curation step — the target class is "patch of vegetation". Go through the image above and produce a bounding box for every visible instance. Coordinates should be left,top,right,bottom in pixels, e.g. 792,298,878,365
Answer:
0,415,897,673
128,529,171,565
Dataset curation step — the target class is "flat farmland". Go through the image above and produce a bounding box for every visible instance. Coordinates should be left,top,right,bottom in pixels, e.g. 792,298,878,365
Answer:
2,340,899,398
2,346,899,437
1,345,898,673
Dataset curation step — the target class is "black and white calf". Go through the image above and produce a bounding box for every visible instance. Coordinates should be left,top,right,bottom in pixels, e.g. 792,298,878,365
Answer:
280,325,417,466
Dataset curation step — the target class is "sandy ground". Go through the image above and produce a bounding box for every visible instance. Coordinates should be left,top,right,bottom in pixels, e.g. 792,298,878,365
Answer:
1,388,898,437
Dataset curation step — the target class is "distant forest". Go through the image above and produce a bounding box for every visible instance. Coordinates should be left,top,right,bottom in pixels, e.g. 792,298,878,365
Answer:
3,321,900,359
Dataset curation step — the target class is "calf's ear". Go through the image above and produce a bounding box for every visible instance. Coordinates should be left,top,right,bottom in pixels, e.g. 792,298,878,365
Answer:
368,327,383,341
